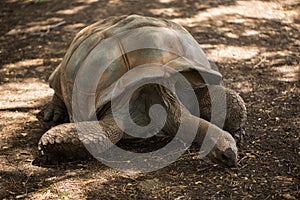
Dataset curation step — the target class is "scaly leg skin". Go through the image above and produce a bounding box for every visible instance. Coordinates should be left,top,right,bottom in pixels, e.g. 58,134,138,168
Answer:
40,93,69,123
35,114,123,165
195,85,247,144
173,110,238,167
153,85,238,167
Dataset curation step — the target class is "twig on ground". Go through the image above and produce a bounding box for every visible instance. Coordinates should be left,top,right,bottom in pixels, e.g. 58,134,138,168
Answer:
253,55,267,68
32,21,66,36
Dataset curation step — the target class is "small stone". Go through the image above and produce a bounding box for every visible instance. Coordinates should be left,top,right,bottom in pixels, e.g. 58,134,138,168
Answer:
21,132,27,137
66,171,77,176
282,193,296,200
137,178,160,191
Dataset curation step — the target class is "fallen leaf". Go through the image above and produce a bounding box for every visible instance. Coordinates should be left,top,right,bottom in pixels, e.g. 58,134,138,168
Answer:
194,181,202,185
275,176,293,182
21,132,27,137
84,179,95,184
27,116,38,123
282,193,296,200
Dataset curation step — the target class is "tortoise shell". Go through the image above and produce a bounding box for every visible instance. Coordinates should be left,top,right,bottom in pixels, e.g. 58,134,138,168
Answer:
49,15,222,121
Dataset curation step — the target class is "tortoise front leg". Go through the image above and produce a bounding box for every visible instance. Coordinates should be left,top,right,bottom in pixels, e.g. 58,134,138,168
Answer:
41,93,69,123
155,85,238,167
37,114,123,164
195,85,247,144
184,113,238,167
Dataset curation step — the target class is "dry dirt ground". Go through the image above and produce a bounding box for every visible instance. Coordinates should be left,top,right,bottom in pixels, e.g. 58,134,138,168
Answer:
0,0,299,199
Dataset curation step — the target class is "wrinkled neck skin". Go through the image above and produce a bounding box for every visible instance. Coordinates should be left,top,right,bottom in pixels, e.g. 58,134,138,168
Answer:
130,84,182,136
126,83,212,144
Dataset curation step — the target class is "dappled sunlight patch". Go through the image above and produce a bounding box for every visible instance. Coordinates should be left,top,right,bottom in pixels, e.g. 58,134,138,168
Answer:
5,0,42,3
108,0,121,5
2,59,44,70
200,43,214,50
63,23,86,32
0,78,52,109
224,32,239,39
1,58,61,83
7,24,50,35
6,18,65,36
27,171,111,199
56,5,88,15
273,65,299,82
233,1,285,20
172,0,297,27
158,0,176,3
0,111,31,137
150,8,181,17
29,180,87,199
206,45,260,61
0,111,38,148
75,0,101,3
49,57,63,63
242,29,260,37
26,17,65,26
0,111,38,132
262,50,294,58
1,111,32,121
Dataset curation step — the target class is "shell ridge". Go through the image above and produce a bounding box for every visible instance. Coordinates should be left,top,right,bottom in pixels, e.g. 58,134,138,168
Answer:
62,16,127,76
117,38,131,72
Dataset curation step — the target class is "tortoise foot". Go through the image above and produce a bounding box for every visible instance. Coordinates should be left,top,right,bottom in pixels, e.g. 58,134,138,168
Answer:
38,123,90,163
39,94,68,123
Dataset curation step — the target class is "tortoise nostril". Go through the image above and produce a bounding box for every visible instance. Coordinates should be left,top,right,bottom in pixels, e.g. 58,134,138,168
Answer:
225,148,236,157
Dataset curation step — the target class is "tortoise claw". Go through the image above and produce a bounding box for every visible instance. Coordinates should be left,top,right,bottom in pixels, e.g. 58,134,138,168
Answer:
231,128,245,145
39,94,69,123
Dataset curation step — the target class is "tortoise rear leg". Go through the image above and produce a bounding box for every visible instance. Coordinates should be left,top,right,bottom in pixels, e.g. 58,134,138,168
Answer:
195,85,247,144
36,114,123,164
40,93,68,123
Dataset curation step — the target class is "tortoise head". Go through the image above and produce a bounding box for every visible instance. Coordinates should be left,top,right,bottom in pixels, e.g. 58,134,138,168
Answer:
207,132,238,167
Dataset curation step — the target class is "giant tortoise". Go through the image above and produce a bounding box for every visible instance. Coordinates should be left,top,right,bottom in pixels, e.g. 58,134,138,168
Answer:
37,15,246,168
